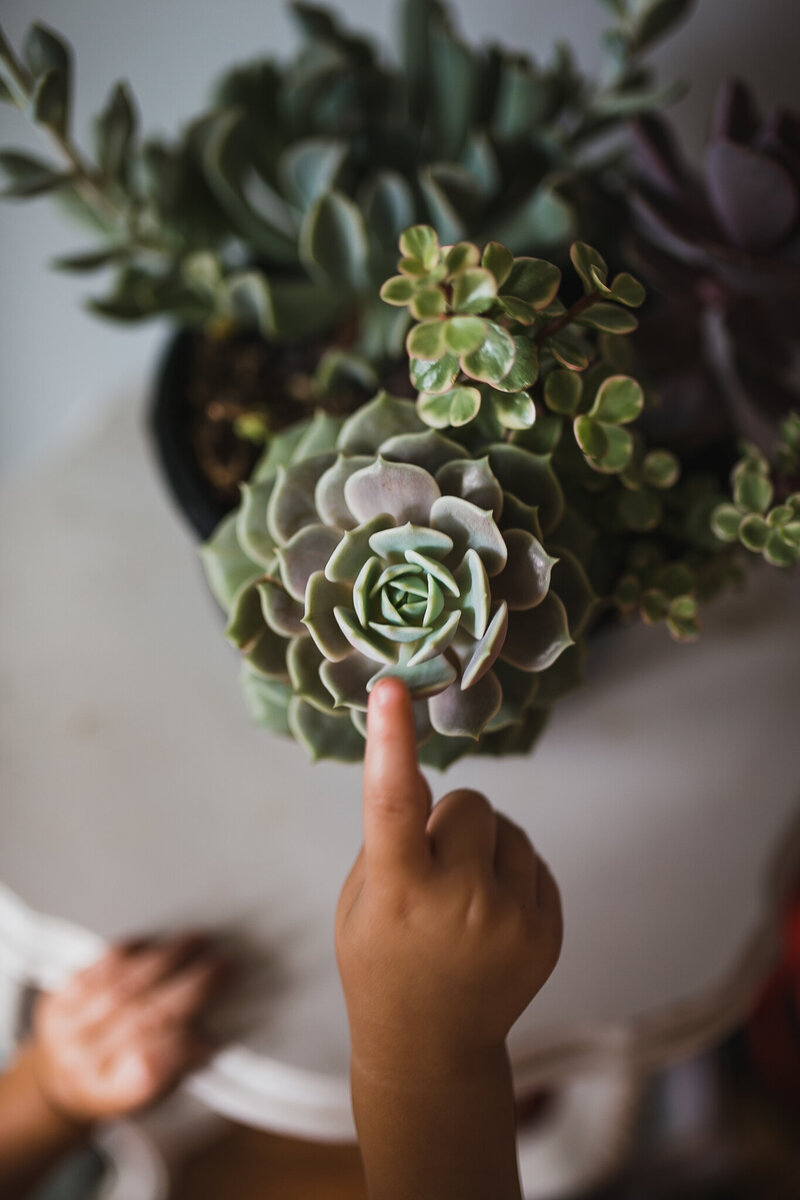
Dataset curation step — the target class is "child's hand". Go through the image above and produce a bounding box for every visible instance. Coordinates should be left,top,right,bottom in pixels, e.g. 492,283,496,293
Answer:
27,934,227,1124
336,677,562,1081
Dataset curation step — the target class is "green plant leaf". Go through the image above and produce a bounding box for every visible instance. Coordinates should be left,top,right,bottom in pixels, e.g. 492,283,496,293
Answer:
410,286,447,319
50,246,130,272
764,529,800,567
363,170,415,249
618,488,662,531
31,69,69,136
733,472,773,514
589,375,644,424
493,337,539,393
443,315,485,355
380,274,417,305
0,150,71,197
573,415,608,461
224,271,275,334
95,82,136,182
460,321,516,383
738,513,769,551
549,328,591,371
418,385,482,429
399,223,440,269
490,390,535,430
609,273,646,307
444,242,480,273
570,242,607,293
642,449,680,489
481,241,513,287
501,257,561,309
407,319,447,359
280,137,348,208
300,189,368,287
711,503,744,542
451,267,497,314
591,424,634,474
545,369,583,415
410,352,460,394
577,303,638,334
23,22,70,82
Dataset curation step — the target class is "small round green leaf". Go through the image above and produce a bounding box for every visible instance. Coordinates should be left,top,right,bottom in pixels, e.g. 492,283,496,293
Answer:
711,503,744,542
589,375,644,424
451,267,498,314
490,390,536,430
501,257,561,310
410,287,447,319
418,386,481,429
443,315,486,355
577,303,639,334
545,369,583,415
609,273,646,307
618,488,662,531
733,472,773,514
406,319,446,360
409,353,460,394
445,242,480,273
399,224,440,269
570,242,608,293
460,322,516,384
481,241,513,287
573,415,609,461
763,529,799,568
642,449,680,489
380,274,417,305
738,513,769,551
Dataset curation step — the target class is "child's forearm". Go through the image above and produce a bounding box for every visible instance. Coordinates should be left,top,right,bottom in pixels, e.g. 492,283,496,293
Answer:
350,1039,523,1200
0,1044,90,1199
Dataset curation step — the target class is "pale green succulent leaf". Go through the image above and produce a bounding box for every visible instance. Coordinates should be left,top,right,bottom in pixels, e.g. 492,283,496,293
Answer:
734,472,773,514
293,411,345,460
303,572,353,661
200,513,262,611
549,328,592,370
300,189,368,287
403,549,460,597
711,504,743,542
493,529,555,611
380,430,465,475
369,523,454,559
429,669,502,740
279,137,348,208
267,453,337,544
320,652,378,711
495,296,538,324
461,602,509,689
436,457,504,519
245,624,290,680
372,621,433,643
550,548,597,637
369,644,457,696
501,592,573,672
287,635,336,712
738,513,770,552
338,392,424,455
256,579,306,637
278,523,342,602
345,457,441,526
453,548,490,638
430,495,508,576
326,514,395,583
353,556,382,626
226,582,265,650
424,576,445,626
487,444,565,534
315,454,373,530
406,319,447,360
334,606,397,664
237,480,277,567
241,666,292,735
609,272,646,307
288,698,365,762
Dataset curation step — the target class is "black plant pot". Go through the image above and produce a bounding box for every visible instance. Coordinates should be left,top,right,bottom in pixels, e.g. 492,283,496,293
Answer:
148,329,232,542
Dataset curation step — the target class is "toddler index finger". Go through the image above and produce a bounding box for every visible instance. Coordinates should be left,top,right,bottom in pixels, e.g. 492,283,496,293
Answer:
362,679,431,878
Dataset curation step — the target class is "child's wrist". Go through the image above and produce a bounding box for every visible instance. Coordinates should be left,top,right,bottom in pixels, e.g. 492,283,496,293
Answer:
19,1043,94,1140
350,1030,512,1097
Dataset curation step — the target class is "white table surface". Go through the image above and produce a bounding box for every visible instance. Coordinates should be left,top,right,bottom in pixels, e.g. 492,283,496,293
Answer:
1,397,798,1139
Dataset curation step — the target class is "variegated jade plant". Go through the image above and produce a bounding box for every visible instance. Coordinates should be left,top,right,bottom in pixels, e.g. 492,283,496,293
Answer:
201,228,797,765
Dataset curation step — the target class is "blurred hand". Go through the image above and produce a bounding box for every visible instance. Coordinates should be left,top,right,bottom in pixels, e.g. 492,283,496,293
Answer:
336,678,563,1079
27,934,228,1124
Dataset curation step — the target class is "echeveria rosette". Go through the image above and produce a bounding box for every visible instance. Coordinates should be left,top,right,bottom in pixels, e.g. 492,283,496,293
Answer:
201,393,595,767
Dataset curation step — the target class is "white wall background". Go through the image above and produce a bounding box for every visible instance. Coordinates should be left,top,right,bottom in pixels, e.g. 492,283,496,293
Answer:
1,0,798,479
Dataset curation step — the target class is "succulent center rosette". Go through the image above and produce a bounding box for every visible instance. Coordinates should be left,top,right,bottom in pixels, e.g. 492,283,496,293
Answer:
201,392,596,767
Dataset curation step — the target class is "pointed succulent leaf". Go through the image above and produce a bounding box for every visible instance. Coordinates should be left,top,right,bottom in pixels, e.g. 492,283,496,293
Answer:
453,548,490,638
226,583,265,650
499,493,542,540
451,267,497,314
488,657,538,724
461,603,509,688
345,458,441,526
481,241,513,288
570,242,608,293
402,551,459,597
278,523,341,602
550,549,597,637
246,624,289,680
325,514,395,583
253,422,308,480
380,430,465,475
237,480,277,567
320,651,377,711
545,369,583,415
267,454,337,544
533,641,586,705
241,667,292,735
501,257,561,309
303,572,353,661
418,386,481,428
407,319,447,359
315,455,372,530
368,650,457,699
492,338,539,394
406,609,461,665
32,69,69,137
410,353,460,394
334,607,397,664
443,315,485,355
436,457,503,519
430,496,507,576
0,150,71,197
257,580,306,637
200,513,262,610
300,189,368,287
279,137,348,208
429,670,502,740
369,523,453,559
589,375,644,424
287,635,336,712
460,322,516,384
338,392,424,455
487,444,564,534
501,592,573,672
288,699,365,763
294,409,348,459
95,82,136,181
492,529,555,611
